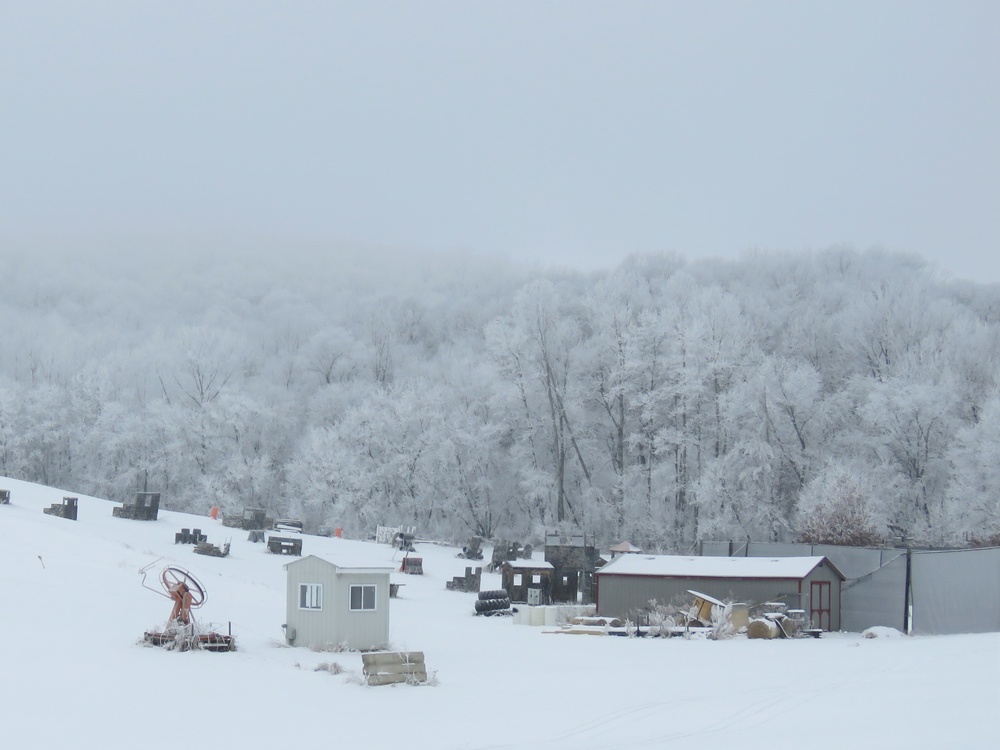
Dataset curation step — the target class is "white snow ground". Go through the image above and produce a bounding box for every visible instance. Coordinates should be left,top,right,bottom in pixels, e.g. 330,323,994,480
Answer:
1,476,996,749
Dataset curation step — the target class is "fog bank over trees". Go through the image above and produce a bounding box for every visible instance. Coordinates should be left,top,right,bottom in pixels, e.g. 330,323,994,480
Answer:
3,239,999,551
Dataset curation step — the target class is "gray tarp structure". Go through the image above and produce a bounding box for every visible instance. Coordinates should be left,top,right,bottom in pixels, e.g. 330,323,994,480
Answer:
910,547,1000,635
841,552,907,632
701,541,890,578
811,544,886,580
739,542,805,557
699,541,734,557
700,540,1000,635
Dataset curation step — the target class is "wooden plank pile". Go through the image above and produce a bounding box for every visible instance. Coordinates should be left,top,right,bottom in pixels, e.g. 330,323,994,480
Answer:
112,492,160,520
175,528,208,544
193,540,231,557
362,651,428,686
446,566,482,592
43,496,78,520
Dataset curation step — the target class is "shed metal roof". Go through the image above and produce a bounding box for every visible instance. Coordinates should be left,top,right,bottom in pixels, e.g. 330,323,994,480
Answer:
283,554,394,574
502,559,554,570
596,554,842,580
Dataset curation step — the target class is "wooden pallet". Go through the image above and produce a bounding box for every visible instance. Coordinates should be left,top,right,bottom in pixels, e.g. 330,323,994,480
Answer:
143,630,235,652
43,497,78,520
193,541,230,557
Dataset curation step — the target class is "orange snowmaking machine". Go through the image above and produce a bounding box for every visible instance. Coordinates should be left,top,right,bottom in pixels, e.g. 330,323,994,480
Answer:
139,562,235,652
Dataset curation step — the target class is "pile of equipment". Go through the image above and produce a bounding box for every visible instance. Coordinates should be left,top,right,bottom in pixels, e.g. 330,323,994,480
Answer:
139,563,235,651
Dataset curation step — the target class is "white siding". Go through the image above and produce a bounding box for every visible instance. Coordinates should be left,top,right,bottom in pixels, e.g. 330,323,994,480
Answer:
336,571,390,649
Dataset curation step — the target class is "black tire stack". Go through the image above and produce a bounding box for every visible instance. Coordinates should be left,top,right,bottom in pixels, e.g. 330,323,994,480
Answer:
474,589,512,616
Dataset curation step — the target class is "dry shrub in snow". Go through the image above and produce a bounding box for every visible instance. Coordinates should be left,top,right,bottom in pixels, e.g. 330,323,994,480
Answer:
314,662,344,674
309,640,350,653
645,599,679,636
709,602,739,640
797,466,884,547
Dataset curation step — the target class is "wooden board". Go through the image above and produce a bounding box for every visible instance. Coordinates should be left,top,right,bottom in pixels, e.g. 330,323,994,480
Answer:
362,651,428,685
362,651,425,667
366,672,428,686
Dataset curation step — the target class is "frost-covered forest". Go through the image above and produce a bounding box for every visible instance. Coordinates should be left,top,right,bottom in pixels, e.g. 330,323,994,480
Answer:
3,242,999,550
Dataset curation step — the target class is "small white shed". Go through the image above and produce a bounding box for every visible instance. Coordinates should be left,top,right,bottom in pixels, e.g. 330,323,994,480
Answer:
284,555,393,651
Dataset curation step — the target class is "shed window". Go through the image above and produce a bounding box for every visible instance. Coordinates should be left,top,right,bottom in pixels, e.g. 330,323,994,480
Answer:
350,584,377,611
513,574,523,586
299,583,323,610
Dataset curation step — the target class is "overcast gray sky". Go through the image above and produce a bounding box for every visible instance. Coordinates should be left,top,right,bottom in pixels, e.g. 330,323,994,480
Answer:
2,1,998,282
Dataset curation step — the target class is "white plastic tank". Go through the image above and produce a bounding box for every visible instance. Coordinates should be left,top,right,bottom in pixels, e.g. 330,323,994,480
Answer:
530,606,545,626
544,606,558,626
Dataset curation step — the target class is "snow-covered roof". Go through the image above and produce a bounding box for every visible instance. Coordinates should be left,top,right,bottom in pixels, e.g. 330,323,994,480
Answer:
284,554,394,574
596,554,840,580
688,590,726,607
502,559,554,570
609,541,642,553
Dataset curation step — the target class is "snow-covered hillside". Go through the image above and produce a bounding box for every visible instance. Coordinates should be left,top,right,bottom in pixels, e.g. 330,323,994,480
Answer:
1,477,996,749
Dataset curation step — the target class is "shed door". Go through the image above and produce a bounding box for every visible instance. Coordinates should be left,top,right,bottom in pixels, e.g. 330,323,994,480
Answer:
810,581,831,630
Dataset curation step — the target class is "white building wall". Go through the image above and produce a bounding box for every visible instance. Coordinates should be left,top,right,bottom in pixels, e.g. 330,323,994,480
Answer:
333,571,390,650
285,556,391,651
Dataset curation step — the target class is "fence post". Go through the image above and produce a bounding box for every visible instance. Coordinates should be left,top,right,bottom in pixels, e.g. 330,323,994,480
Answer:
903,546,913,634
